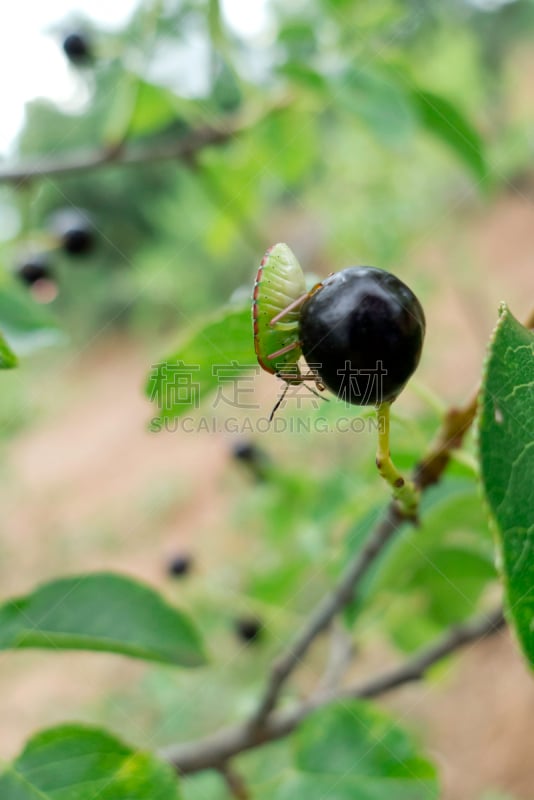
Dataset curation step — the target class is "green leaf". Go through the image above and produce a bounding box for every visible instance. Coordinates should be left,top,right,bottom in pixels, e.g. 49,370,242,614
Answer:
479,304,534,666
130,80,183,138
105,73,185,145
212,61,242,113
277,62,328,93
343,479,497,646
256,109,319,184
336,67,416,147
0,284,63,354
256,702,438,799
0,724,181,799
394,546,496,628
146,304,255,425
0,329,18,368
411,89,487,182
278,20,318,60
0,573,206,667
182,772,227,800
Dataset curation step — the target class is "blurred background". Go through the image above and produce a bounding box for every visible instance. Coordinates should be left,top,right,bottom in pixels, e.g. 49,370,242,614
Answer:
0,1,533,798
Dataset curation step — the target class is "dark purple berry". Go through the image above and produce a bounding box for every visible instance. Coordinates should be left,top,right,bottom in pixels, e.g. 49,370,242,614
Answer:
235,616,263,643
231,440,269,481
15,255,51,286
167,554,192,578
232,441,259,463
50,209,95,257
63,33,92,64
63,227,94,255
299,267,425,406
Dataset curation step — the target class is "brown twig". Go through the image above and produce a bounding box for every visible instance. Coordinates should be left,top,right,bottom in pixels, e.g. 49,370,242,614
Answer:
0,100,291,186
162,305,534,776
317,621,356,693
414,393,478,489
163,607,505,774
218,763,251,799
249,501,405,729
249,373,489,730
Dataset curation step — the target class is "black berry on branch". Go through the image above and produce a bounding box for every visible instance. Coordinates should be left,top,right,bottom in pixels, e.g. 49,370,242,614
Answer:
51,209,95,257
62,33,92,64
235,616,263,644
299,267,425,405
15,255,52,286
167,554,193,578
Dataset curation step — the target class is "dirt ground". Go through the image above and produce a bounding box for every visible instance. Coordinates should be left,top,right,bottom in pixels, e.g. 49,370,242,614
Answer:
0,193,533,798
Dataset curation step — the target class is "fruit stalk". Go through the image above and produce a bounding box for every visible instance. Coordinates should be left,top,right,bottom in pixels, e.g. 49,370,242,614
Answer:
376,401,419,517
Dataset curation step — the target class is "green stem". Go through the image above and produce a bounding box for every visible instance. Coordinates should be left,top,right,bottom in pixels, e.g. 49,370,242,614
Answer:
376,401,419,517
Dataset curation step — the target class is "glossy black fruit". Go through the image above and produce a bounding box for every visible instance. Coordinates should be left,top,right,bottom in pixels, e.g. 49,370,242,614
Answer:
235,616,263,643
231,440,269,482
299,267,425,406
167,554,192,578
232,441,258,462
63,33,92,64
51,209,95,256
15,255,51,286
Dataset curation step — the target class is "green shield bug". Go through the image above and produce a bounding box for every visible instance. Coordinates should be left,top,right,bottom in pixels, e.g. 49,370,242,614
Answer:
252,243,325,418
253,243,306,375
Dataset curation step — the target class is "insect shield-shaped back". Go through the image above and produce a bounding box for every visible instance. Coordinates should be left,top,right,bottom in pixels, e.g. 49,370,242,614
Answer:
252,243,307,379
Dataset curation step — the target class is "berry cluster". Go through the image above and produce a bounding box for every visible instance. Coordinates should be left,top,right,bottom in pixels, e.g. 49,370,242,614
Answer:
165,551,264,645
15,209,96,300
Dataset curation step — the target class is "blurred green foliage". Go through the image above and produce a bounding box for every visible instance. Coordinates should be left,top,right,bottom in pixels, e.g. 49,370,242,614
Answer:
2,0,533,349
254,702,438,798
0,0,533,795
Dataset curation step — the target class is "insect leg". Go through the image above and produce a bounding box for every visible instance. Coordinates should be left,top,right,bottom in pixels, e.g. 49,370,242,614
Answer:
275,371,328,401
269,383,290,423
269,292,310,327
304,384,329,402
267,341,301,360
